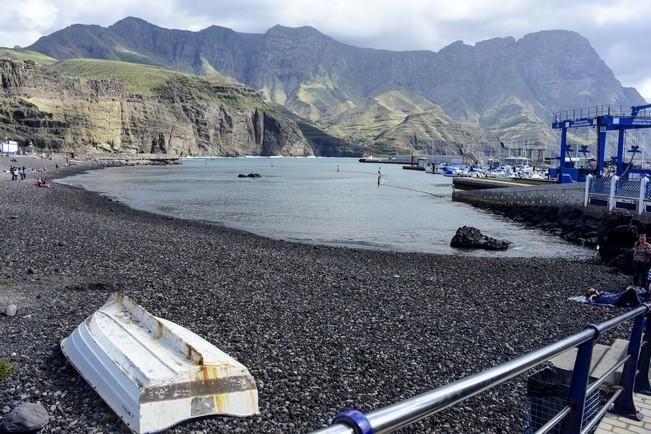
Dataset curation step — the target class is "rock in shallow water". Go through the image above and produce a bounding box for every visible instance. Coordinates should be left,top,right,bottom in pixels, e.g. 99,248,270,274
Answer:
450,226,510,251
0,402,49,433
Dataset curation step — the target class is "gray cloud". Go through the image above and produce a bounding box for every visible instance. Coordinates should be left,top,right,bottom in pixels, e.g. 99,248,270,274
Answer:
2,0,650,99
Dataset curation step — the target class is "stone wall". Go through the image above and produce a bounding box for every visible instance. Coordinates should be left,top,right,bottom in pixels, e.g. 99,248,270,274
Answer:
452,182,586,208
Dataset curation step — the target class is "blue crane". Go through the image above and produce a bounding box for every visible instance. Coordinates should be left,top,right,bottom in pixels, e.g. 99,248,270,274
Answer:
551,104,651,182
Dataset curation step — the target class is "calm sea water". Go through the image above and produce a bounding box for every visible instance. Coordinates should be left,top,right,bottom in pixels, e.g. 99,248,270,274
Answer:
58,157,593,257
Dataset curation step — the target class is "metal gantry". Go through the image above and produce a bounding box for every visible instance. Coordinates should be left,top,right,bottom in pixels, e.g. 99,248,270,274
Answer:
551,104,651,183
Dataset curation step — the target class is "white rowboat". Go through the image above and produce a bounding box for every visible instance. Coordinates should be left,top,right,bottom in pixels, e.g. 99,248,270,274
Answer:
61,293,259,433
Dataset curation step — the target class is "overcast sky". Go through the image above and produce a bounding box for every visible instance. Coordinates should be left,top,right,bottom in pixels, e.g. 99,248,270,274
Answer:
3,0,650,100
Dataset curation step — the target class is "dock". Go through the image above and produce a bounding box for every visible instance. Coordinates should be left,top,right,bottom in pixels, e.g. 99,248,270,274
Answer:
452,177,551,190
358,158,404,164
402,165,425,171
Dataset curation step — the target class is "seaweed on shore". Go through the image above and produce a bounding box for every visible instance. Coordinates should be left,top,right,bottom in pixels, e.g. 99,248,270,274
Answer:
0,358,15,381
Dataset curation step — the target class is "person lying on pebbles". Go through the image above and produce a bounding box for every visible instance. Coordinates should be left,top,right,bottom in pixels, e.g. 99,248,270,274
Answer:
585,286,650,307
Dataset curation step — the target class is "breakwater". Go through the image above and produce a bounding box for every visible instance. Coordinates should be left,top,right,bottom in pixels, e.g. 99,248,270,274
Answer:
452,181,584,207
454,181,651,272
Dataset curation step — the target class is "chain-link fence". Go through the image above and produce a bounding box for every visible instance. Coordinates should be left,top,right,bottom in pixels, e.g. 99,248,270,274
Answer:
590,178,611,195
616,179,641,198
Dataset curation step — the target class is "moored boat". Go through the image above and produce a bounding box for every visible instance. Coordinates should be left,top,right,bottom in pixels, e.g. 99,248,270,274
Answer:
61,293,259,433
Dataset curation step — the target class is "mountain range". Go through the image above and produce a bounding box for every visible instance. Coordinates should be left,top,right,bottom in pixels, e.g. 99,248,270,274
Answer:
1,17,645,156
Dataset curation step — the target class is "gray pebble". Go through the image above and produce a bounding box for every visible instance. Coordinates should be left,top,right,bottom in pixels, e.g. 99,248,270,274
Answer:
0,402,49,433
4,304,17,317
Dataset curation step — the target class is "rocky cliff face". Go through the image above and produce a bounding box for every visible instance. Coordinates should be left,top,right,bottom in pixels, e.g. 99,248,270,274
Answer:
26,18,647,153
0,59,312,156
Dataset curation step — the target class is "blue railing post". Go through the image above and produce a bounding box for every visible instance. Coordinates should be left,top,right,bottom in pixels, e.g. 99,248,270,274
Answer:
612,314,645,420
561,337,595,434
635,312,651,395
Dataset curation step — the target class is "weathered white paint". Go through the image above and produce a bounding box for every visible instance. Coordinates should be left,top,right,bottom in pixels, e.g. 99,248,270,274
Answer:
61,293,259,433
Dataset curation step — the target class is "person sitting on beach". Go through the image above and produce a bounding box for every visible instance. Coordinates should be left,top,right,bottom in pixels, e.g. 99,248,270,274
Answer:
585,287,646,307
36,178,50,188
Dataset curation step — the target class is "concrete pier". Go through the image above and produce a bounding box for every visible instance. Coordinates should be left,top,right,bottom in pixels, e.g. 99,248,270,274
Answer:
452,181,585,208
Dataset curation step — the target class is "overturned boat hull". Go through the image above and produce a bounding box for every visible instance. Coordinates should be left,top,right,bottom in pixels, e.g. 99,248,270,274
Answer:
61,293,258,433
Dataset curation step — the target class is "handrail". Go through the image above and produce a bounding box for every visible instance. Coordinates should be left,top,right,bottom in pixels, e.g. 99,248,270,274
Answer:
580,387,623,434
594,306,645,333
539,352,629,434
552,104,651,123
586,354,630,396
308,304,651,434
535,405,571,434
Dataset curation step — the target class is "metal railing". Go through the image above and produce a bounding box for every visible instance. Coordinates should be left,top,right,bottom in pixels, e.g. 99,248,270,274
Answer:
308,305,651,434
553,105,651,123
585,175,650,213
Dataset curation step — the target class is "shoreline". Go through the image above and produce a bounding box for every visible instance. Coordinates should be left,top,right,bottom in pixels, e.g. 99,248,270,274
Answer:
0,156,634,433
51,160,594,260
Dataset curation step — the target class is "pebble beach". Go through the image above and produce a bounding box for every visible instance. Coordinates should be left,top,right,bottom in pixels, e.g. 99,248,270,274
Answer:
0,156,636,433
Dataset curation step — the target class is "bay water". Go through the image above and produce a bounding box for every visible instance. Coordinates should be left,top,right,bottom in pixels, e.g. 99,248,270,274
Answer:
58,157,593,258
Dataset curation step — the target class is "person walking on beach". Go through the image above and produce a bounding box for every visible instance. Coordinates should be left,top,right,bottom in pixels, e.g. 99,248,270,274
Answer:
377,167,382,186
632,233,651,287
20,167,26,180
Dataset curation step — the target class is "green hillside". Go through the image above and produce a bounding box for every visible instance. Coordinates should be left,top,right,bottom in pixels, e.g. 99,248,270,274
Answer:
52,58,238,96
52,59,191,95
0,47,57,64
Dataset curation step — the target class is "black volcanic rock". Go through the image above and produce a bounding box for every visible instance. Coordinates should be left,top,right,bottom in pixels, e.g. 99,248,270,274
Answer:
450,226,511,250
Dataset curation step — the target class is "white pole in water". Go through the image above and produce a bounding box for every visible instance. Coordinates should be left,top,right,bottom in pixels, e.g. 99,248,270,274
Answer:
609,175,619,211
584,174,593,208
639,176,649,215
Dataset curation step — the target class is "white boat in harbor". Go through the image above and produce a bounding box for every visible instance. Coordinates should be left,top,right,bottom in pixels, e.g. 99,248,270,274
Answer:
61,293,259,433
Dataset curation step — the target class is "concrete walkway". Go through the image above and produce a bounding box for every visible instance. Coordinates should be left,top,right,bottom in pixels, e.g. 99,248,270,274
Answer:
596,393,651,433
